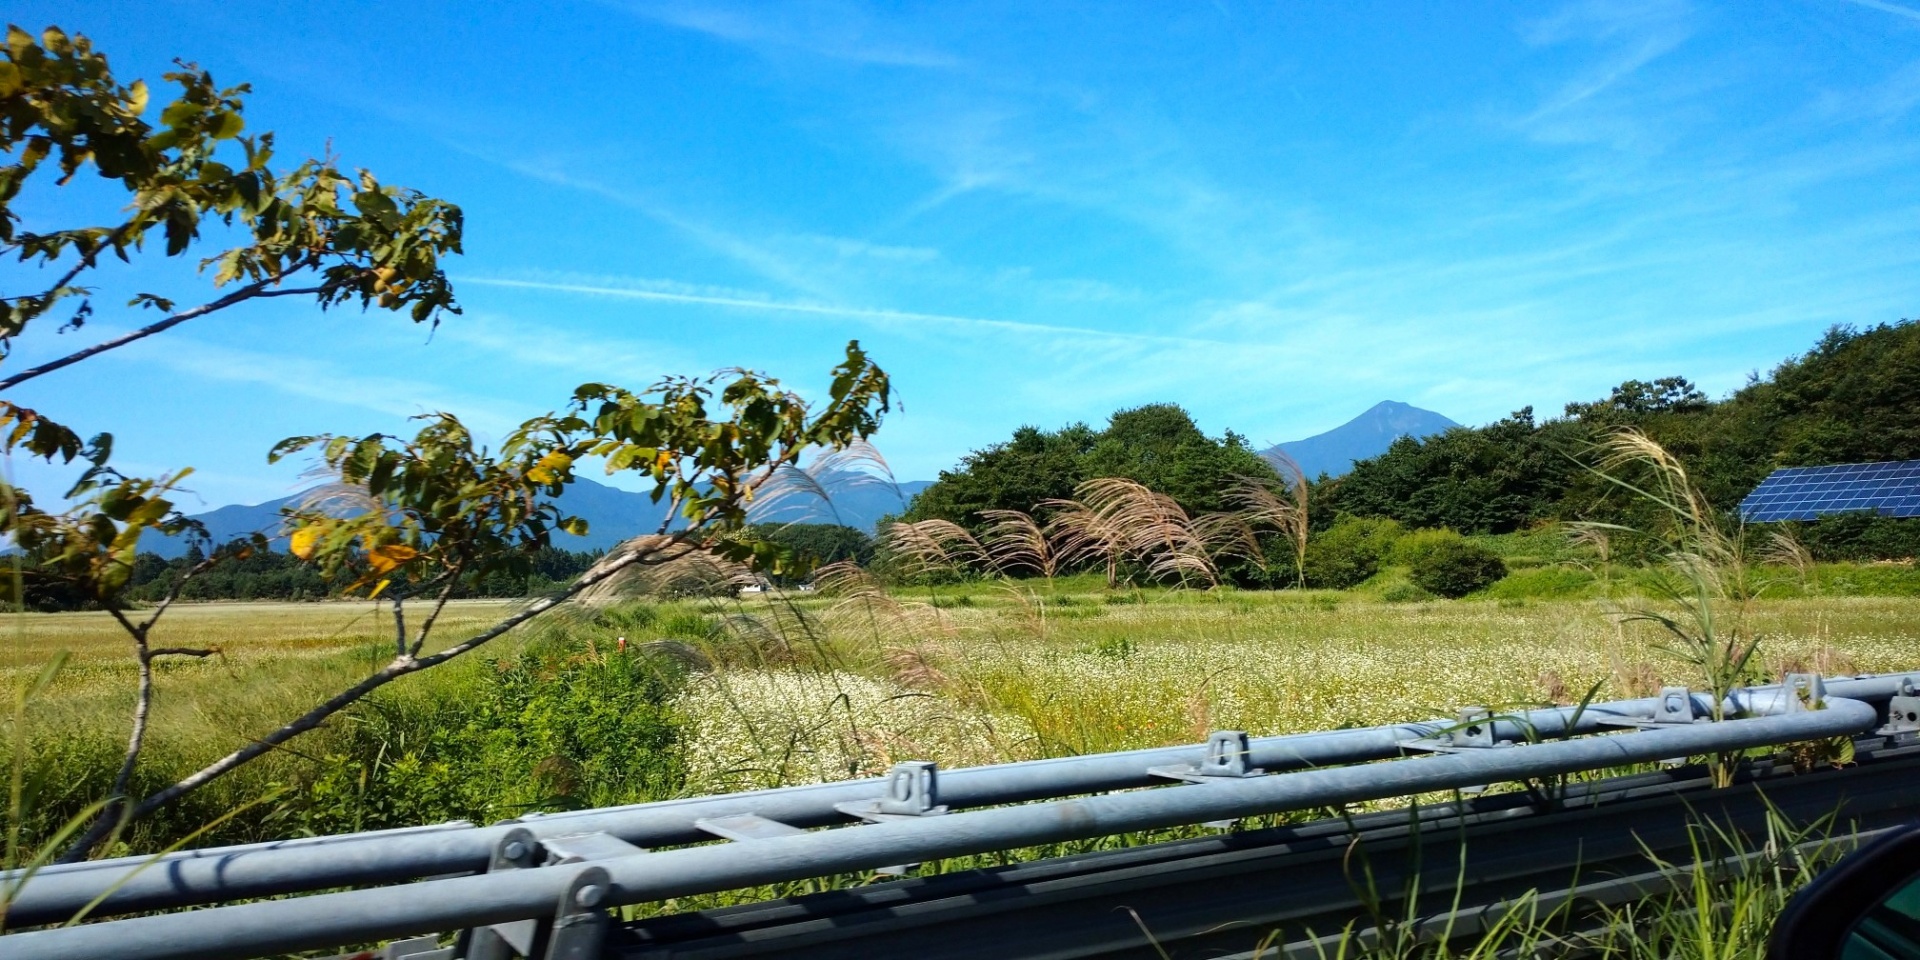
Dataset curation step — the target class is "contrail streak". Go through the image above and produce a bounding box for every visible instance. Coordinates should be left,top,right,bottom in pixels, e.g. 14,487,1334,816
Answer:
1842,0,1920,21
460,277,1224,348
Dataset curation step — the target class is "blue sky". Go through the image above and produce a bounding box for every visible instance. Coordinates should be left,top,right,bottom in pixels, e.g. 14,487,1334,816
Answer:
7,0,1920,510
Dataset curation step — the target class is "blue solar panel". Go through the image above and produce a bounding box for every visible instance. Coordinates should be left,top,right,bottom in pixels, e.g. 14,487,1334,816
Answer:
1739,460,1920,522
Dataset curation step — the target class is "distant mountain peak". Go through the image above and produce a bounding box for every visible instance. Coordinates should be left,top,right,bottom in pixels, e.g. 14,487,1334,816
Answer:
139,473,934,559
1264,402,1458,480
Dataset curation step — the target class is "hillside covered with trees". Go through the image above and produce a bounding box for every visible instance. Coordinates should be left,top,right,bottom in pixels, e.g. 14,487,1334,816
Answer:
883,320,1920,586
1322,320,1920,542
901,402,1277,525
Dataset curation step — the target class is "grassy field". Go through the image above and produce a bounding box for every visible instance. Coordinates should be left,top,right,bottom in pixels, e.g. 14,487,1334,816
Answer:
3,573,1918,952
5,573,1918,829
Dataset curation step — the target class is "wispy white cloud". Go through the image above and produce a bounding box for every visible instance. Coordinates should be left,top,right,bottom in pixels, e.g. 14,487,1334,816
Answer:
485,153,845,300
789,233,941,262
460,275,1227,348
1512,0,1697,150
600,0,961,68
131,333,528,438
429,310,701,379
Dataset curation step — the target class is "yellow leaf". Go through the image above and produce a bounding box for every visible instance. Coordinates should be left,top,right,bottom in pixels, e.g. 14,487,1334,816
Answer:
289,526,322,561
367,544,420,575
527,450,573,485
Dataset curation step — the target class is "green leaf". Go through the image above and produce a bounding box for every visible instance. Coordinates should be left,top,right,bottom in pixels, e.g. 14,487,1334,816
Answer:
127,293,176,312
160,99,199,128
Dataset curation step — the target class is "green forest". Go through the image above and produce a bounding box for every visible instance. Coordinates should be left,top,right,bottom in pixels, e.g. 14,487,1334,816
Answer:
901,319,1920,578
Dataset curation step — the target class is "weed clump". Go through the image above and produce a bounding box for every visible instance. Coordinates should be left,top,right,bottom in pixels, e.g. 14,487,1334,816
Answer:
1305,516,1404,589
1399,532,1507,598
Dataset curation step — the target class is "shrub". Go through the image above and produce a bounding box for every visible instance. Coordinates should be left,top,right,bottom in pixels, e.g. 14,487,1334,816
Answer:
1813,562,1920,597
1405,533,1508,598
1776,513,1920,562
1484,566,1595,600
1380,580,1434,603
279,640,685,837
1389,528,1464,568
1303,515,1404,589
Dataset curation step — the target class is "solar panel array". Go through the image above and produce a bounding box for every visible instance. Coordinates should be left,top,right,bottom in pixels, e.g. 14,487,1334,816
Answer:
1739,460,1920,522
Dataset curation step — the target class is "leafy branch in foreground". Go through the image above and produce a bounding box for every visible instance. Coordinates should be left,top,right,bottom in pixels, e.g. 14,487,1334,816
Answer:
0,24,463,396
1,22,473,859
2,25,897,862
0,20,464,580
52,343,891,860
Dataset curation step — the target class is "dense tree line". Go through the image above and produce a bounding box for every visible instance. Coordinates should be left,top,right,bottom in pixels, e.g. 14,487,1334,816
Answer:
18,323,1914,613
1320,320,1920,555
41,526,876,609
747,523,876,569
891,321,1920,572
106,546,609,607
902,403,1277,526
2,524,881,611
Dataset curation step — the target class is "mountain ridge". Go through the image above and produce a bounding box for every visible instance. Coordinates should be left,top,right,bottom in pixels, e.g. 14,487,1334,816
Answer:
1265,401,1459,480
140,473,933,559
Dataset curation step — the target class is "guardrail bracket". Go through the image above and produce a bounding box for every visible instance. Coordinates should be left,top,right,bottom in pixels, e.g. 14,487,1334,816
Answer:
1149,731,1265,782
459,828,629,960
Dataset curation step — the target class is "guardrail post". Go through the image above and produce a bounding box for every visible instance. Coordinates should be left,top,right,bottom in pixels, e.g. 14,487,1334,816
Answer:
1783,673,1829,711
546,866,612,960
466,828,541,960
829,760,949,874
1880,679,1919,745
1149,731,1265,782
457,827,634,960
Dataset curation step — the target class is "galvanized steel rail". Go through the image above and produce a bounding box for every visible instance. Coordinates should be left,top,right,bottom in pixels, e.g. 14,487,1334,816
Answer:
616,744,1920,959
12,672,1912,926
2,671,1916,960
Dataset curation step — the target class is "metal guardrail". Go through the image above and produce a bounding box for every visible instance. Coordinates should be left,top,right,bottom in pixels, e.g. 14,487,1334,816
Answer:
617,745,1920,958
3,671,1917,960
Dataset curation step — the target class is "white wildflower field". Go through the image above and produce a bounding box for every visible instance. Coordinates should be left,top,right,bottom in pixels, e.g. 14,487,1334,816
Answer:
662,586,1920,792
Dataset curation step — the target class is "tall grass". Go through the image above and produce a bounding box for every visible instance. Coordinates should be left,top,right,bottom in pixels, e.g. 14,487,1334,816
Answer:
1573,429,1783,788
1240,803,1854,959
5,586,1915,859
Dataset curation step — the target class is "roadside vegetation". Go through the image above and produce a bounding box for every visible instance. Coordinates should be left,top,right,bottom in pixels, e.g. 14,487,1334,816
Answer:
6,575,1917,853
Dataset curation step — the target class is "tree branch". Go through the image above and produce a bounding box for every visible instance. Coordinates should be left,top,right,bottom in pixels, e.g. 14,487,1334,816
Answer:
4,222,136,321
119,538,673,827
137,550,222,635
0,281,325,392
65,607,156,863
60,561,229,861
390,594,407,659
409,566,463,658
65,438,812,858
146,647,218,659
